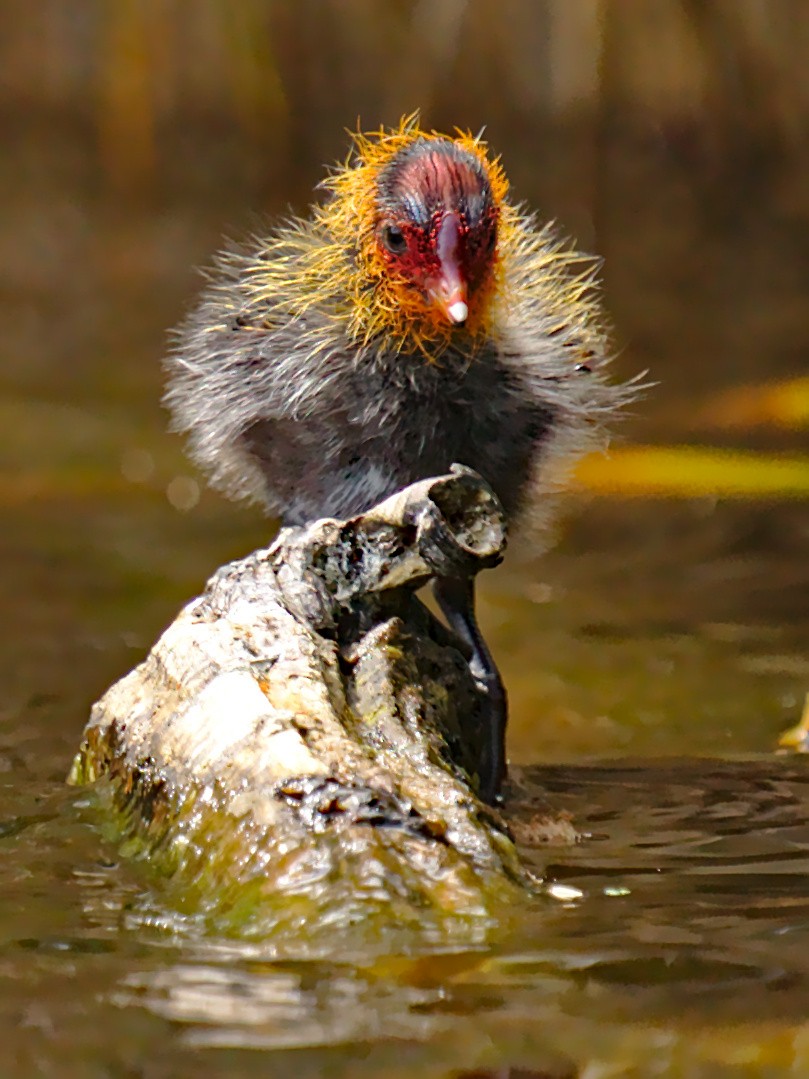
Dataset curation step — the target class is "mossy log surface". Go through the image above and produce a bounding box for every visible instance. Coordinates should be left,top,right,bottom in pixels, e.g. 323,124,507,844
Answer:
71,467,567,941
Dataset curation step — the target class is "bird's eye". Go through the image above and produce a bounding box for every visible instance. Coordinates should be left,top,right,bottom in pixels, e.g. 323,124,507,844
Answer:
381,223,408,255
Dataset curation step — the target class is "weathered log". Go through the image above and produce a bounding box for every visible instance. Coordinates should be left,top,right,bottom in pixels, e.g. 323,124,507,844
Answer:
70,467,569,940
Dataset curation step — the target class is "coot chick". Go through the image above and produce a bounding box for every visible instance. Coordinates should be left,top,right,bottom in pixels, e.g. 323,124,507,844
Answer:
165,116,627,802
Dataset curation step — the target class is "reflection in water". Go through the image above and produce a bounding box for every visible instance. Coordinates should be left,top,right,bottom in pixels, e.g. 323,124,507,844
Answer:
117,961,446,1050
61,757,808,1075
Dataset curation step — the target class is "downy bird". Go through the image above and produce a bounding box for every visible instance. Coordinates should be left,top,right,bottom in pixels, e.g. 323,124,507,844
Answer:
165,116,628,802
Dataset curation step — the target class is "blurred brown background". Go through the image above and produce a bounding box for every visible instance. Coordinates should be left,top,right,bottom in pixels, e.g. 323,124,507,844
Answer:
4,0,809,442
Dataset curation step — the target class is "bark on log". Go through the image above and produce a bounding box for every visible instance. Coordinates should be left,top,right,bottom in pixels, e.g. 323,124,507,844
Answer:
70,466,569,941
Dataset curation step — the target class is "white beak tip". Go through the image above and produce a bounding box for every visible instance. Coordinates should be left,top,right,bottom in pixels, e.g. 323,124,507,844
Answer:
447,300,469,324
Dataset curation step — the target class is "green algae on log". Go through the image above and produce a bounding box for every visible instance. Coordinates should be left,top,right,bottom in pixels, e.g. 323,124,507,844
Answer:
70,467,571,938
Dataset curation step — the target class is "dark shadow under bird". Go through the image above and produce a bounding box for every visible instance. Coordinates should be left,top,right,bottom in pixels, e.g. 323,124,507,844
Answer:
164,116,630,803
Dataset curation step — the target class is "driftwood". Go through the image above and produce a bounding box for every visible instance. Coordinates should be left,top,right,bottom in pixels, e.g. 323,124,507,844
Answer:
71,467,569,941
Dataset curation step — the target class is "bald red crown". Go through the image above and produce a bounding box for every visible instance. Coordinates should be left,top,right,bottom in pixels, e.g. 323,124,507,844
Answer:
373,138,499,326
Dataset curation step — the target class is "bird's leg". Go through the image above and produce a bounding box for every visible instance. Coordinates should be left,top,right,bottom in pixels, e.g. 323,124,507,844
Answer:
433,575,507,804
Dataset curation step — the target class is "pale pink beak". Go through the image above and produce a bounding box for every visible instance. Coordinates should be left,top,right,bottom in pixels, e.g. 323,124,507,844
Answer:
428,214,469,324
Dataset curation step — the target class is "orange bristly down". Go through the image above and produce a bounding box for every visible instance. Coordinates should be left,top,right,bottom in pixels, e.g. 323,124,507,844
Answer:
240,114,604,362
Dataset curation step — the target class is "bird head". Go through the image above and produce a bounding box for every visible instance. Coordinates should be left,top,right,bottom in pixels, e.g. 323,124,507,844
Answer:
248,117,599,366
371,136,499,329
312,116,512,356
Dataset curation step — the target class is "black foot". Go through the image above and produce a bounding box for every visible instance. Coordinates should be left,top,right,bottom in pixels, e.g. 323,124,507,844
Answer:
433,575,507,804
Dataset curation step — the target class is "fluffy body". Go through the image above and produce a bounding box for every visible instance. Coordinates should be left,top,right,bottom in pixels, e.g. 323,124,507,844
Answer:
165,120,625,531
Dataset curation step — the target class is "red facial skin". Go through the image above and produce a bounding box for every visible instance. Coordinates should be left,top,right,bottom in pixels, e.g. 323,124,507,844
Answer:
374,146,499,324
